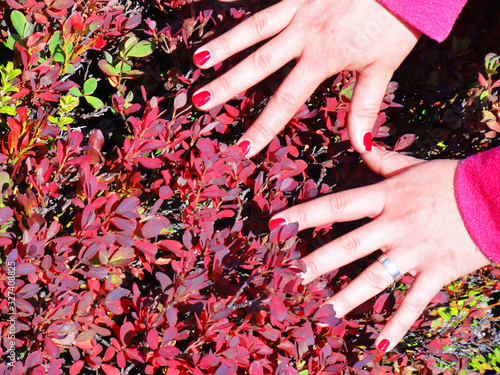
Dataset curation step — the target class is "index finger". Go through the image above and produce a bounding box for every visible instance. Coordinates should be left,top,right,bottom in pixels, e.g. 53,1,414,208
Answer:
193,0,298,68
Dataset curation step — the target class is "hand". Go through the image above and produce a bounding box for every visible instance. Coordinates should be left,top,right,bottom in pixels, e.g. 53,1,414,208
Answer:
192,0,421,156
269,148,491,352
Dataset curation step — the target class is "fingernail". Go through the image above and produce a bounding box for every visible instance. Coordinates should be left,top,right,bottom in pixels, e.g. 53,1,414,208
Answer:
377,339,390,352
238,140,252,156
269,218,287,231
193,50,211,66
192,90,211,108
363,132,373,152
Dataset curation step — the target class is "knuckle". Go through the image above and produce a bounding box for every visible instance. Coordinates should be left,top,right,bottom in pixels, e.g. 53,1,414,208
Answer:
332,293,352,317
295,205,310,227
405,296,428,312
391,318,410,332
304,258,321,280
253,49,274,73
251,120,273,139
328,193,349,216
250,13,269,39
339,235,361,257
364,268,387,290
218,74,234,97
217,34,232,56
273,89,301,112
352,106,380,122
402,210,421,225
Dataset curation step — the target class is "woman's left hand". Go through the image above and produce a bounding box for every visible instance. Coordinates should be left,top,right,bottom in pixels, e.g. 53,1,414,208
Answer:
269,148,491,352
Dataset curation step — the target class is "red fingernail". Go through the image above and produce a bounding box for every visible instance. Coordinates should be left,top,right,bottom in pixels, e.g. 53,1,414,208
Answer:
363,132,373,152
192,90,211,108
193,50,211,66
239,140,251,155
269,218,287,231
377,339,390,352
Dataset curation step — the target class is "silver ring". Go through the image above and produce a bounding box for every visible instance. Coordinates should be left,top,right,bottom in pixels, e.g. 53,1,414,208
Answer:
377,254,402,282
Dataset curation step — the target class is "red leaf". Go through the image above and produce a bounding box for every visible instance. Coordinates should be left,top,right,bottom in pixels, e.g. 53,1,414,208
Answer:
478,72,488,88
25,350,43,369
174,89,187,109
394,134,416,151
15,263,37,275
270,295,287,322
0,206,13,225
115,197,140,216
120,321,135,346
69,361,84,375
158,346,181,358
249,361,264,375
200,354,220,369
136,156,162,169
89,129,104,151
142,217,169,238
147,329,159,350
101,364,121,375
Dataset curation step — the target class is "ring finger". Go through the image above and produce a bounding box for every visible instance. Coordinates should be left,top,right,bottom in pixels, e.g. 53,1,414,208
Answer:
323,252,403,318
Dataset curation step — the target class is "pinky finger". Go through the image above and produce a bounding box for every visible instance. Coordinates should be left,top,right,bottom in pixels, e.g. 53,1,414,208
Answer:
375,275,443,352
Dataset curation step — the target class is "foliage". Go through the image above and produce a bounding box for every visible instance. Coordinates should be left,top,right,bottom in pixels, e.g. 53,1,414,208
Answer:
0,0,498,374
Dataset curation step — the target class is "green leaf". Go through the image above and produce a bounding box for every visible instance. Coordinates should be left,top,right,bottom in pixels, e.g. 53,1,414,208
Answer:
0,106,17,116
69,87,82,96
7,69,21,81
49,31,61,56
53,46,65,63
127,40,157,58
11,10,27,38
83,78,97,95
23,22,34,39
65,63,75,74
104,51,113,64
85,95,104,109
5,35,23,50
98,60,118,76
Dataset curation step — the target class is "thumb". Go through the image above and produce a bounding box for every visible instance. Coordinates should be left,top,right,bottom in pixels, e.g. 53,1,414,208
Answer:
347,69,393,154
361,147,425,178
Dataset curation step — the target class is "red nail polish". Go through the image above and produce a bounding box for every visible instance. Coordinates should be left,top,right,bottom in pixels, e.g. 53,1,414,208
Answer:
192,90,211,108
239,140,251,155
377,339,390,352
193,50,211,66
269,218,287,231
363,132,373,152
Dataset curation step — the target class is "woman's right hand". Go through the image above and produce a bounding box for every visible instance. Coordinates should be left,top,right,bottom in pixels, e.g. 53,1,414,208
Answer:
269,148,491,352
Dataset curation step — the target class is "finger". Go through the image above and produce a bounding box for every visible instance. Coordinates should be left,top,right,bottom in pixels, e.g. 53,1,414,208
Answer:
321,254,399,317
236,61,325,156
347,68,393,154
192,31,299,110
193,0,298,68
375,275,442,352
269,183,385,231
361,147,426,178
300,220,389,284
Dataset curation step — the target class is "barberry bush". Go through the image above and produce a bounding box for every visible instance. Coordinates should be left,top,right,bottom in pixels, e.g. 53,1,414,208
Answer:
0,0,498,374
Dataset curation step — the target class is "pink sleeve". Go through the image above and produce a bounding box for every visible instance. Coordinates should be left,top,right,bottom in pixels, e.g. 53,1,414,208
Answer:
377,0,468,42
455,146,500,263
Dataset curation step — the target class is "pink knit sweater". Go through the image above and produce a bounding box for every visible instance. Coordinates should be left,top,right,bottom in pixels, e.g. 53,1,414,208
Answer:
377,0,468,42
378,0,500,263
455,147,500,263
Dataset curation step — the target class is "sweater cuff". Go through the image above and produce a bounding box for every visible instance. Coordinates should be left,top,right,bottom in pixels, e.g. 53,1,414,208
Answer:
455,146,500,264
377,0,468,42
